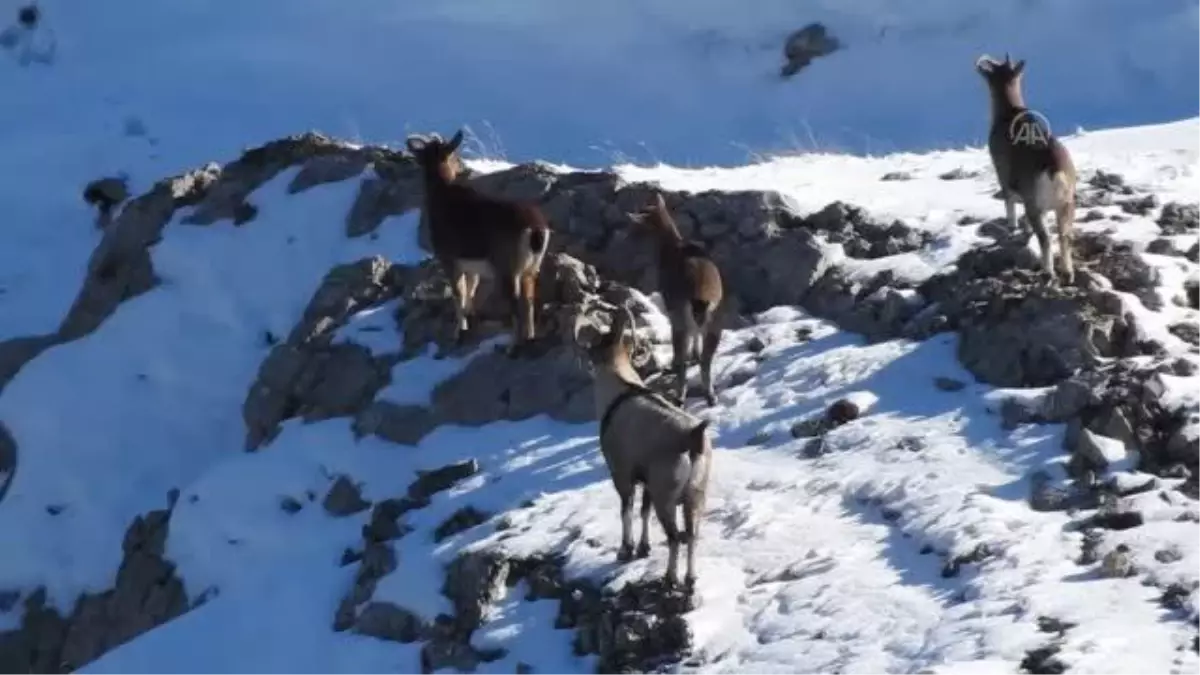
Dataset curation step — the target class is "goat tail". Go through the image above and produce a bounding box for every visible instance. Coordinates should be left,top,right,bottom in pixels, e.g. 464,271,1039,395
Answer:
528,226,549,256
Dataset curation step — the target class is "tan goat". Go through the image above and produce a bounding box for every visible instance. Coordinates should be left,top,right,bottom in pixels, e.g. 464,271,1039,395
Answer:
627,193,724,406
576,305,712,589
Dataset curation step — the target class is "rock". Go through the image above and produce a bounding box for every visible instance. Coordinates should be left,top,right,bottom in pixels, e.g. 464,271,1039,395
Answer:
0,508,190,673
346,166,423,238
934,377,965,392
323,476,371,516
409,459,479,506
1172,358,1199,377
82,176,130,216
289,154,370,194
1073,429,1129,475
1154,546,1184,564
442,552,511,634
1164,416,1199,467
1169,322,1199,346
1119,194,1158,215
1157,202,1199,235
1073,232,1161,309
826,399,860,426
243,257,400,449
1029,471,1073,512
1145,238,1178,256
780,23,841,78
279,496,303,514
744,336,766,353
938,168,979,181
1000,398,1036,430
1098,544,1135,578
353,602,424,643
881,171,912,182
1081,511,1144,531
363,498,411,543
925,261,1123,387
353,402,439,446
433,506,491,542
790,417,828,439
1020,645,1067,675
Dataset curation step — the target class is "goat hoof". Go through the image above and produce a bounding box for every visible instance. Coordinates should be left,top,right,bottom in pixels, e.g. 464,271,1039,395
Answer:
662,574,678,590
635,542,651,559
704,393,716,408
616,545,633,563
684,575,697,592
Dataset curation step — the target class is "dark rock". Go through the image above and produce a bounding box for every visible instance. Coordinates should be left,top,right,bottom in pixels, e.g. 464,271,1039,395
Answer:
353,602,424,643
353,402,439,446
433,506,491,542
933,376,965,392
279,496,303,514
409,459,479,506
938,168,979,181
363,498,411,543
744,336,766,353
1169,322,1199,346
1145,238,1178,256
881,171,913,182
1160,582,1195,612
1020,645,1067,674
1157,202,1199,235
780,23,841,78
1036,616,1076,635
82,177,130,217
826,399,860,426
1080,511,1144,531
1119,194,1158,216
0,509,190,673
323,476,371,517
1154,546,1184,564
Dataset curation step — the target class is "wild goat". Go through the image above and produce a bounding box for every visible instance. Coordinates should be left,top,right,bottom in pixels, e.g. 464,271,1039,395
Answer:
627,193,724,406
976,53,1077,284
407,130,551,356
576,305,712,589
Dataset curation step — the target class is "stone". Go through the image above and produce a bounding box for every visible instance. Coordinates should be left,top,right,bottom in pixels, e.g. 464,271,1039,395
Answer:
353,602,424,643
323,476,371,516
442,552,510,634
433,506,491,542
780,23,840,78
934,377,965,392
353,402,439,446
410,460,479,505
279,496,303,514
880,171,913,182
1098,544,1135,578
1073,429,1130,475
1157,202,1199,235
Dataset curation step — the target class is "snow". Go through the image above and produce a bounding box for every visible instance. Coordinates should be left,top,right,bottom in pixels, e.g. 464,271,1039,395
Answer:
2,116,1196,673
0,0,1197,671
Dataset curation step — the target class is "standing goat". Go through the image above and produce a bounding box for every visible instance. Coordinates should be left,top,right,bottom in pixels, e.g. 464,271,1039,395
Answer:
627,193,724,406
576,305,712,589
976,53,1077,284
407,131,551,356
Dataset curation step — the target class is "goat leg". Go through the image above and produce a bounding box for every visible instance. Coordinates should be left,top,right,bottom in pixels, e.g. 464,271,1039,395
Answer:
699,327,720,408
1027,207,1056,283
654,498,681,587
683,493,702,591
617,487,635,562
636,488,652,559
671,326,689,405
1055,200,1076,285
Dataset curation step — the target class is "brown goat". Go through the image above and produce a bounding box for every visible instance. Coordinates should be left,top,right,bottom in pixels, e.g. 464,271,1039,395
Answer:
628,193,724,406
407,131,552,356
976,54,1077,284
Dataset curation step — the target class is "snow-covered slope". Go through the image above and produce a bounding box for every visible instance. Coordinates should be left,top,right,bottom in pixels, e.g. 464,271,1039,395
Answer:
0,115,1193,674
1,0,1197,672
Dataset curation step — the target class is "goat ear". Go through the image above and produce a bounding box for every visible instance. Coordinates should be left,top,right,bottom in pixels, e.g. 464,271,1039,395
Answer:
1012,59,1026,76
974,55,995,75
446,130,465,153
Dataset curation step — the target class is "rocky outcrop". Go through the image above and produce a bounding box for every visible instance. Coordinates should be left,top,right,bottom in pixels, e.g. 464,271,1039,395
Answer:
242,256,401,449
0,504,188,673
780,23,841,78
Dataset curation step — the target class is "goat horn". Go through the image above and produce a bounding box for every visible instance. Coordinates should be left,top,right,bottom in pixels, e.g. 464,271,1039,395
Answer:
1004,52,1012,65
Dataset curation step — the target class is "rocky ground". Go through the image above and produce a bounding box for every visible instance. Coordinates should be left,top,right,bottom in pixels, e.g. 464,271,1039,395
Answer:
0,124,1197,673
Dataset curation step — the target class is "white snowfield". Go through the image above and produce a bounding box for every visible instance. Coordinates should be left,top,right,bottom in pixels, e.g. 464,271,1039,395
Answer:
0,0,1197,672
0,117,1190,674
